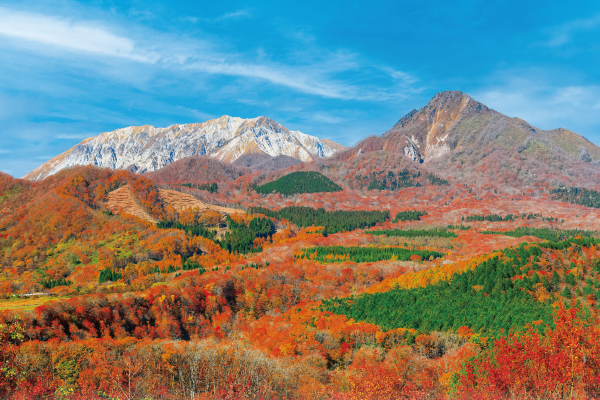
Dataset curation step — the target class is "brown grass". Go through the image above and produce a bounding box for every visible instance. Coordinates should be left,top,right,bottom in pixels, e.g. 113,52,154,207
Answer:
106,186,158,223
0,296,71,311
158,189,244,215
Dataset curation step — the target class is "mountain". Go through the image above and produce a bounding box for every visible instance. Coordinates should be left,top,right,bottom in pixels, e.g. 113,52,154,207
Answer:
232,153,303,171
23,116,346,180
336,90,600,188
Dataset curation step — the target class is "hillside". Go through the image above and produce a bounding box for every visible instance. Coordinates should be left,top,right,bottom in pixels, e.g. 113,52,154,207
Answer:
3,161,600,398
232,153,303,171
144,156,249,185
23,116,346,180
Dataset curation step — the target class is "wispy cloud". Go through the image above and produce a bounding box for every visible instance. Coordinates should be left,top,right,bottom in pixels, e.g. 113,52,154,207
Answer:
312,113,347,124
185,9,252,24
544,13,600,46
54,133,94,140
214,9,251,22
0,7,412,101
473,71,600,142
0,149,10,154
0,8,157,62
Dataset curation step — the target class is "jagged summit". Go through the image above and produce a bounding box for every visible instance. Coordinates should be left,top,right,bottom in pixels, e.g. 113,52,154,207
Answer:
23,116,346,180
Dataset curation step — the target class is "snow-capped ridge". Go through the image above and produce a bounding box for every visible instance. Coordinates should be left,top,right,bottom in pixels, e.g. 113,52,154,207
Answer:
24,116,346,180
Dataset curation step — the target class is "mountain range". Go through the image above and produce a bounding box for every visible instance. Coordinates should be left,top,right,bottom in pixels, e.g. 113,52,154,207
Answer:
21,91,600,190
23,116,346,180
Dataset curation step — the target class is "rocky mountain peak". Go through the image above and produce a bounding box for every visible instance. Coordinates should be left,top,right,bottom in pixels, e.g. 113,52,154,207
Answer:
23,116,346,180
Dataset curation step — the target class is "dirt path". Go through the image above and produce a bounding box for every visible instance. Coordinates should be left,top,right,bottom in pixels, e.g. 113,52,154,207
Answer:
158,189,245,215
106,186,158,223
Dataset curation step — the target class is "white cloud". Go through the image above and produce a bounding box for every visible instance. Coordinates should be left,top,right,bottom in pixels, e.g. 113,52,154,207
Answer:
0,149,9,154
544,13,600,47
472,73,600,145
214,10,251,22
0,7,413,102
54,133,93,140
0,8,157,62
312,113,347,124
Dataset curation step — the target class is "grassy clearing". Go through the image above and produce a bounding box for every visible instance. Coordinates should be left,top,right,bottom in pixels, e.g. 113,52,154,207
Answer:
0,296,71,311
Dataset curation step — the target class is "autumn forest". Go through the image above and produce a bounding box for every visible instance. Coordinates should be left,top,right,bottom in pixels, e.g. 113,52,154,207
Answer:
3,90,600,399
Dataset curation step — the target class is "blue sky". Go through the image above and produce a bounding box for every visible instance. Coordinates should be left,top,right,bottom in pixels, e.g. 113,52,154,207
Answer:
1,0,600,177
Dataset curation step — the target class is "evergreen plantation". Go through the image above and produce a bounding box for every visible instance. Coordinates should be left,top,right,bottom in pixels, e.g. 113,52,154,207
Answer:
369,228,457,238
297,245,444,263
156,220,217,240
179,182,219,193
481,227,598,242
322,243,571,335
552,186,600,209
393,210,428,222
218,215,275,254
250,206,389,234
254,171,342,195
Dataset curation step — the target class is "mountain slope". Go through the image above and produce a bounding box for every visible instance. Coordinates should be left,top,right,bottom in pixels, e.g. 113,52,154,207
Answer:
336,91,600,189
232,153,303,171
24,116,346,180
144,156,249,185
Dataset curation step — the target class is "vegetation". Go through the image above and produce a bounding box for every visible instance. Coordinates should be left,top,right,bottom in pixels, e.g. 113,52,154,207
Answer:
98,267,123,283
250,205,389,234
448,224,471,230
4,162,600,399
465,213,558,223
369,228,458,238
427,173,449,186
481,227,598,242
296,245,444,263
552,186,600,209
366,169,420,191
254,171,342,196
156,220,217,240
465,213,517,222
40,278,72,289
322,245,563,333
393,210,428,222
219,215,274,254
180,182,219,193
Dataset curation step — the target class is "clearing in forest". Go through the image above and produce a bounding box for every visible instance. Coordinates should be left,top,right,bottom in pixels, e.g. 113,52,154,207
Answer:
158,189,244,215
106,186,158,223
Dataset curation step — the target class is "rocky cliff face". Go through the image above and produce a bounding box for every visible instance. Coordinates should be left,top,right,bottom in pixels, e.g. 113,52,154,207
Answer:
24,116,346,180
352,91,494,163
